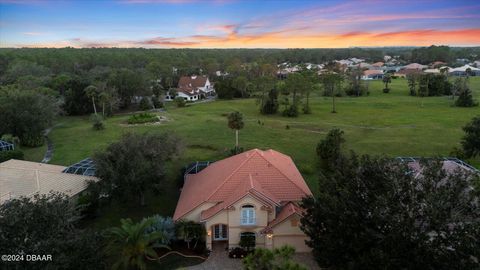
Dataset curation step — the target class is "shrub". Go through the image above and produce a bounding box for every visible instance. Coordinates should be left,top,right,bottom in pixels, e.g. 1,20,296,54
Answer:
151,95,163,109
174,97,186,107
90,114,105,130
456,88,478,107
0,149,24,162
1,134,20,145
127,113,158,124
229,146,244,156
144,215,176,245
139,97,152,111
282,105,298,117
383,88,390,93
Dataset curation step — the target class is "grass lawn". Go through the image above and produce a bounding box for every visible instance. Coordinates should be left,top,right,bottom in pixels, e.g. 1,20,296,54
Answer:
22,77,480,228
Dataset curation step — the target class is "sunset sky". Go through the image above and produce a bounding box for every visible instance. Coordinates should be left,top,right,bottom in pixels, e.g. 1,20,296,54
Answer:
1,0,480,48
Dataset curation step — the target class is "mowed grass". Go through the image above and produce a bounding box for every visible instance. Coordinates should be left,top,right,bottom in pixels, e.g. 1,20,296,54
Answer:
22,77,480,227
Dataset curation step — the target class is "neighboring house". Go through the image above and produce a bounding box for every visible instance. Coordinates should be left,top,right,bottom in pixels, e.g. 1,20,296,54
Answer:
361,69,384,80
448,65,480,76
423,68,441,74
403,63,427,70
396,157,479,176
430,61,446,68
173,149,313,252
394,68,423,78
0,159,98,205
165,75,215,102
370,62,385,70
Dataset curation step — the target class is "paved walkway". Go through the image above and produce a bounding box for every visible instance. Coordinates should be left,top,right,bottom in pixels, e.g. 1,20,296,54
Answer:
184,243,320,270
41,127,54,163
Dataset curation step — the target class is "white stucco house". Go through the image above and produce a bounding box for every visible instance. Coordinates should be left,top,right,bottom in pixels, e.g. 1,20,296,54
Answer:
165,75,215,102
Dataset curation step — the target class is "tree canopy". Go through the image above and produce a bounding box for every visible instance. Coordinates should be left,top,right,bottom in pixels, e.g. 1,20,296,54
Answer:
91,132,183,206
302,139,480,269
0,193,105,270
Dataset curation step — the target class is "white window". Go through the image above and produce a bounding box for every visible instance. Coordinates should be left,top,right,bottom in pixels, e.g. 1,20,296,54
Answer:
241,205,255,225
213,224,228,240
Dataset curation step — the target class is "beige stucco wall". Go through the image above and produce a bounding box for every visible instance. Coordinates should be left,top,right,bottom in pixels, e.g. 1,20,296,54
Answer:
204,194,274,249
271,213,311,252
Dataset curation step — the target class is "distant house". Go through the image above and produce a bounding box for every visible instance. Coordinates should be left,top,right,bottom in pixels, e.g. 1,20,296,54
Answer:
0,159,98,205
174,149,313,252
430,61,446,68
397,157,479,176
423,69,441,74
165,75,215,102
449,65,480,76
361,69,384,80
394,68,423,78
371,62,384,70
403,63,427,70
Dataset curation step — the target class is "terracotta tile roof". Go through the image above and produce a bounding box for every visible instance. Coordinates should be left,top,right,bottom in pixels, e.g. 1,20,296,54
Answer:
173,149,312,221
200,174,279,221
363,70,383,76
261,202,304,234
178,75,208,89
403,63,427,70
0,159,98,204
372,62,384,67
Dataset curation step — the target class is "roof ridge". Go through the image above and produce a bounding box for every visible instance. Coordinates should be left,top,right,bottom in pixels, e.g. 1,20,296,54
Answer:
255,151,310,195
205,150,259,202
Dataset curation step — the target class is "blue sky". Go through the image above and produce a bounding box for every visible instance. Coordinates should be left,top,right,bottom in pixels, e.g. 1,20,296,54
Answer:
1,0,479,48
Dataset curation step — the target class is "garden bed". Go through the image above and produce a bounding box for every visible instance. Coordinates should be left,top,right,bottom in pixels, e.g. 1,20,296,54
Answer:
123,113,168,126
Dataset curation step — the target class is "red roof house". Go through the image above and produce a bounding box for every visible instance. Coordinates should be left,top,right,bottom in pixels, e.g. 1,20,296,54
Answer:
173,149,313,252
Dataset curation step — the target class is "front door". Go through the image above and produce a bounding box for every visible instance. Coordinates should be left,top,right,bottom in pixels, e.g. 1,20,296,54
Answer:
213,224,228,240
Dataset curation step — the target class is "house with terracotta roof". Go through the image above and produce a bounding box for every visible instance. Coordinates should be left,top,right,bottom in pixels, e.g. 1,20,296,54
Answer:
165,75,215,102
361,69,384,80
173,149,313,252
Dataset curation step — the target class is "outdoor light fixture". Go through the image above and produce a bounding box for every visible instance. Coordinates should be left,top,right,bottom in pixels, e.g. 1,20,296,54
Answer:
267,233,273,239
207,230,211,236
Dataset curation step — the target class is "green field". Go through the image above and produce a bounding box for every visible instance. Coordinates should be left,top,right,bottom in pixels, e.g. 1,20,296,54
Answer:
22,77,480,227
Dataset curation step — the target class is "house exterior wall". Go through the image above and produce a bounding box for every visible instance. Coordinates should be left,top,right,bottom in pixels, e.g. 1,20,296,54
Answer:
182,202,216,222
204,195,274,250
271,213,311,252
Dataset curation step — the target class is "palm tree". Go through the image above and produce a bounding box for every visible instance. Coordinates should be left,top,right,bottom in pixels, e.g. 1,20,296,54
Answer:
105,218,170,270
227,111,244,150
84,85,98,115
382,74,392,92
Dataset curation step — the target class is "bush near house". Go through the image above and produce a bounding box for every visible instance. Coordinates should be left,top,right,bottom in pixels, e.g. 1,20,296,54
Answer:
127,113,159,124
0,149,24,162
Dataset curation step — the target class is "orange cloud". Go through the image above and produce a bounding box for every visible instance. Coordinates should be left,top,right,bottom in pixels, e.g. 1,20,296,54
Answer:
10,28,480,48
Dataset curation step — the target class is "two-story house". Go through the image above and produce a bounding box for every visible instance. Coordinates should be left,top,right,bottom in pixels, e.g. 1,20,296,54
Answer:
165,75,215,101
173,149,313,252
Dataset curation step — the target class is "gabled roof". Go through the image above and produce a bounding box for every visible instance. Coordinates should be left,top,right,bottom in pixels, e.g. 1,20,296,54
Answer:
450,65,480,72
372,62,384,67
173,149,312,221
403,63,427,70
200,174,279,221
178,75,208,89
363,69,383,76
0,159,98,205
261,202,304,234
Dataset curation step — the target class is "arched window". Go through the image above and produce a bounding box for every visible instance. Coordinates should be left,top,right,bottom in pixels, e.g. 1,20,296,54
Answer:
241,205,255,225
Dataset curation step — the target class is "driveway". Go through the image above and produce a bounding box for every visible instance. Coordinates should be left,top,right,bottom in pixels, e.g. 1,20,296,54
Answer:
184,242,320,270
